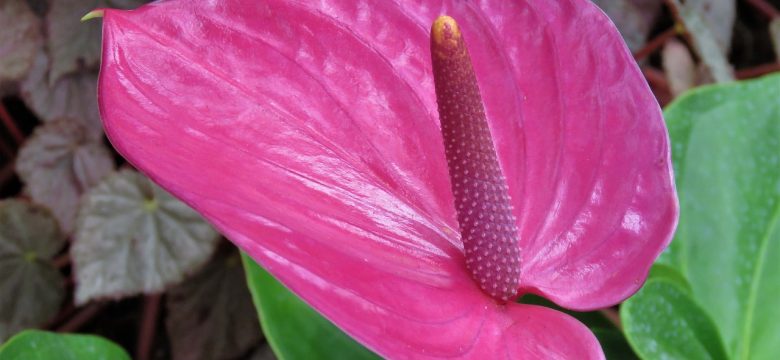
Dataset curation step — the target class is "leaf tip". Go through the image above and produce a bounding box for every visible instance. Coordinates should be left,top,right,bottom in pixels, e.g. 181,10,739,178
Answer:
81,10,105,22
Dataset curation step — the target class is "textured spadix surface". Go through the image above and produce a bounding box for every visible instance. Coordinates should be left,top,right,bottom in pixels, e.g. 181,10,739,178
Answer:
432,16,521,302
97,0,678,358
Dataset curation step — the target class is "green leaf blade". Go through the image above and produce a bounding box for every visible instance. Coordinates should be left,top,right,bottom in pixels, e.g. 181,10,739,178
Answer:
241,254,379,360
622,279,728,360
659,74,780,358
0,330,130,360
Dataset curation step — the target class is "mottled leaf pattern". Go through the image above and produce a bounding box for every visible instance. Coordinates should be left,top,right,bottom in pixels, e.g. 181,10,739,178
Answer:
0,200,65,342
0,1,41,86
16,120,114,233
166,249,261,360
72,169,219,304
20,51,101,138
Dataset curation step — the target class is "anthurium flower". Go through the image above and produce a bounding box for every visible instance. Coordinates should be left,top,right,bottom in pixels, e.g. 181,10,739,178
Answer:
95,0,678,358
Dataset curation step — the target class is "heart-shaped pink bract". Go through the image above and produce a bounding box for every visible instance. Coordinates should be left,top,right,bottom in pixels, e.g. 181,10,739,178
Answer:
96,0,678,358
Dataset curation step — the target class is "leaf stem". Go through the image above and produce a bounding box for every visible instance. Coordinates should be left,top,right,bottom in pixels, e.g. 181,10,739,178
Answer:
599,308,622,330
736,63,780,79
634,27,679,62
45,302,77,329
53,253,71,268
0,134,14,158
0,163,14,188
662,0,697,54
57,302,106,332
0,103,23,145
640,66,672,106
136,294,161,360
745,0,779,19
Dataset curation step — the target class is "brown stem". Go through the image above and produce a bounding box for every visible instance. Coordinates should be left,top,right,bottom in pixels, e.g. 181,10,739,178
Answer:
641,66,672,106
634,27,679,62
136,294,162,360
642,66,671,92
45,302,77,330
57,302,106,332
599,308,623,330
736,62,780,79
662,0,698,54
53,253,71,268
0,104,23,146
0,162,14,187
0,135,14,158
745,0,780,19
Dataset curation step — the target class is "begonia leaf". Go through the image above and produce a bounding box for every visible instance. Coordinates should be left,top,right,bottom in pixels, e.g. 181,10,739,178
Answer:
687,0,735,52
0,0,41,87
622,277,727,360
0,200,64,342
658,74,780,359
16,120,114,234
770,18,780,62
46,0,147,84
662,39,697,98
667,0,733,83
96,0,677,357
72,169,219,305
592,0,661,53
20,51,102,138
242,254,378,360
166,248,261,360
24,0,47,17
0,330,130,360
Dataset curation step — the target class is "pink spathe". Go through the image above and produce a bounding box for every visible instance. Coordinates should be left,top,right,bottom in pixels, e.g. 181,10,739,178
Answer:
96,0,678,358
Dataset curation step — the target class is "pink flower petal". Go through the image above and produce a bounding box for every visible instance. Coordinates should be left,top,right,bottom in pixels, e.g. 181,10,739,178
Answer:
456,1,678,310
97,0,674,357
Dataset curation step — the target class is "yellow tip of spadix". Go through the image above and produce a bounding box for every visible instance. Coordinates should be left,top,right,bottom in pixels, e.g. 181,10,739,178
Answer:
432,15,462,48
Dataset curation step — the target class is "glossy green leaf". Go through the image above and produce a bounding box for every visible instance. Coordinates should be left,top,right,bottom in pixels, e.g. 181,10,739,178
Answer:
660,74,780,358
0,330,130,360
0,200,65,342
72,169,219,304
241,254,379,360
622,278,728,360
647,263,691,292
